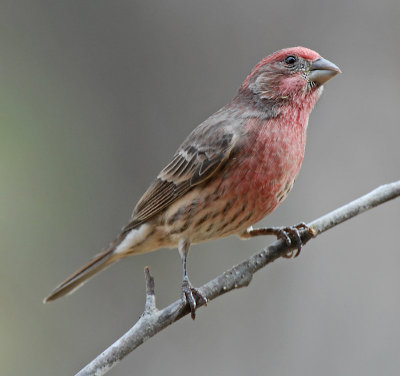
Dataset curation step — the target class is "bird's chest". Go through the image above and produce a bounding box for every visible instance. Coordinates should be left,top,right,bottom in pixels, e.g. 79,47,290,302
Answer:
225,119,307,216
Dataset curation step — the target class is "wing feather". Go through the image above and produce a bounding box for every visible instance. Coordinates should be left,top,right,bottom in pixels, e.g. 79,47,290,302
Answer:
125,124,238,230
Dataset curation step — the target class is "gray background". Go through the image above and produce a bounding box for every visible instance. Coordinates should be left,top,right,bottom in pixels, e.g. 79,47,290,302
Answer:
2,1,400,375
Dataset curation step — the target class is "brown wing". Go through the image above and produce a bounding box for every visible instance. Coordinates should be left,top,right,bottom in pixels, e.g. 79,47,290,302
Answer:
124,124,238,231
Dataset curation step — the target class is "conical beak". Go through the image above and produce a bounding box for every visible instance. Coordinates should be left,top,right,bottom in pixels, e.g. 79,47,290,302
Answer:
309,57,341,85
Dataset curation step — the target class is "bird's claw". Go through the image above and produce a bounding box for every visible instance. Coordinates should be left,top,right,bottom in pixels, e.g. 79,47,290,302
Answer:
275,222,313,258
181,277,207,320
242,222,314,257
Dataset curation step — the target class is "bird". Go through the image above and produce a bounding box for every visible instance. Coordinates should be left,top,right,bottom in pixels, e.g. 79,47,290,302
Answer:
44,47,340,319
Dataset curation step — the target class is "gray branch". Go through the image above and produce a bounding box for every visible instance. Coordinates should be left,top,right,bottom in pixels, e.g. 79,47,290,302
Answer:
76,181,400,376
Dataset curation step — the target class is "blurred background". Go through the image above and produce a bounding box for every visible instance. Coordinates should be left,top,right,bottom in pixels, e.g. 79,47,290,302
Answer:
1,1,400,375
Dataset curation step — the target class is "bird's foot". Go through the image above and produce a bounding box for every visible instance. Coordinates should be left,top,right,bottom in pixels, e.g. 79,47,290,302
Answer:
271,222,313,258
181,277,207,320
242,222,315,258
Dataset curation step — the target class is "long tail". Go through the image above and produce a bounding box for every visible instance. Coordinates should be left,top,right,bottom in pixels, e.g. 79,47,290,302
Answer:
43,222,153,303
43,247,119,303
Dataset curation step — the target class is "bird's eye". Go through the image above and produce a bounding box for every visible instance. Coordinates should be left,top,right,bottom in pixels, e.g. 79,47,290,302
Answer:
285,55,297,65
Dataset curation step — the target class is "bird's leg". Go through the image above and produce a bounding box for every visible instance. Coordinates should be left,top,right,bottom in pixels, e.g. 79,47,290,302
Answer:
240,223,314,258
179,239,207,320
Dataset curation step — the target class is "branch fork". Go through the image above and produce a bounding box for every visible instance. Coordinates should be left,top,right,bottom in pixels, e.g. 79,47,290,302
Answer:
142,267,157,315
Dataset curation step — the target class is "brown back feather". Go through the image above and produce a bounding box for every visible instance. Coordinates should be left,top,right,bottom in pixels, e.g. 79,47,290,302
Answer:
123,126,238,232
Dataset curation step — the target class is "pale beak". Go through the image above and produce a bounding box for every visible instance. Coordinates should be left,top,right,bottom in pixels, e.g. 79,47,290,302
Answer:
309,57,341,85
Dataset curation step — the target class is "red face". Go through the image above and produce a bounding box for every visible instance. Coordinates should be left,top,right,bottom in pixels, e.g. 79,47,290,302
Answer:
242,47,340,101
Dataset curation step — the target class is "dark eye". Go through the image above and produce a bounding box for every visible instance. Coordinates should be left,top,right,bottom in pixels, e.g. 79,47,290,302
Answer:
285,55,297,65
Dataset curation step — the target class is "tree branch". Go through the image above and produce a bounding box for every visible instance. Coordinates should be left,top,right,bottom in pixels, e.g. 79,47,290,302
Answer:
75,181,400,376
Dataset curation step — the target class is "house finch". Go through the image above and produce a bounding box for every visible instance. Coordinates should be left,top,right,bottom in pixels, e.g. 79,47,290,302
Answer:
44,47,340,319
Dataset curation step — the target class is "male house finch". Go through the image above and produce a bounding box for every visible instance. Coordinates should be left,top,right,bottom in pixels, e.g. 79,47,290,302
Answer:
44,47,340,318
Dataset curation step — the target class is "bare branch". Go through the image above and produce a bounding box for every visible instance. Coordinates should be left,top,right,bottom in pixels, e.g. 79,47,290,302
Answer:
143,266,157,314
75,181,400,376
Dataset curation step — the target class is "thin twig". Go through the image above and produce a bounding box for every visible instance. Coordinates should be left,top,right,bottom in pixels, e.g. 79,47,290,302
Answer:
75,181,400,376
143,266,157,314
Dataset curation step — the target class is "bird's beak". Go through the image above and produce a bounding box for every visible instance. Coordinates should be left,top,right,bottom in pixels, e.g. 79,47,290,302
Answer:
309,57,341,85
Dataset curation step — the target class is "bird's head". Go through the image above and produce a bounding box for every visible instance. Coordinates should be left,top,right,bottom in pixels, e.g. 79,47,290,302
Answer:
240,47,341,104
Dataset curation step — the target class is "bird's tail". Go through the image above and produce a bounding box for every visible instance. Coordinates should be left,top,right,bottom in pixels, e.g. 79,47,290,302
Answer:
43,247,119,303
